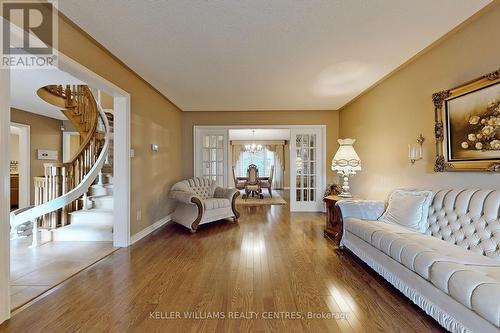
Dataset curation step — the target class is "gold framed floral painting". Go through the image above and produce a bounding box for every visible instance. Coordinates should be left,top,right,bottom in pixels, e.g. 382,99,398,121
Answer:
432,69,500,172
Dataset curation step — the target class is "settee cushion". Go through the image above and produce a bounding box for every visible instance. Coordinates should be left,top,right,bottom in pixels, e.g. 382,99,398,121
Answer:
430,262,500,327
345,217,500,328
204,198,230,210
372,230,498,278
347,219,499,275
344,217,414,244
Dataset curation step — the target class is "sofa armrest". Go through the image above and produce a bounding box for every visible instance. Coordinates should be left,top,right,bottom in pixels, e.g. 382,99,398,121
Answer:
170,190,202,205
214,187,240,221
170,190,204,232
336,200,385,221
214,187,238,200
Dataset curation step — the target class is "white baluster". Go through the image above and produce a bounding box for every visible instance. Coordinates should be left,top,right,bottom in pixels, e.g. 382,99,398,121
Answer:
30,219,39,248
83,192,89,210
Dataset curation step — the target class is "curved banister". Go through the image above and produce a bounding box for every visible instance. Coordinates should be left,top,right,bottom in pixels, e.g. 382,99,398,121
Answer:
10,87,110,229
64,90,98,165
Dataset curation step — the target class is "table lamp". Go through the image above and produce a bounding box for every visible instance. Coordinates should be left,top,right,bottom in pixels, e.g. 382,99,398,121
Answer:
331,138,361,198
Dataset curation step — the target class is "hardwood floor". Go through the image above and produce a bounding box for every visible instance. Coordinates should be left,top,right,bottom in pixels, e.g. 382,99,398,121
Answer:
0,200,444,333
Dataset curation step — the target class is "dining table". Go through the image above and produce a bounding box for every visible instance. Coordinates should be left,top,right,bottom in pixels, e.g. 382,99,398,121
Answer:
236,176,270,199
236,176,269,182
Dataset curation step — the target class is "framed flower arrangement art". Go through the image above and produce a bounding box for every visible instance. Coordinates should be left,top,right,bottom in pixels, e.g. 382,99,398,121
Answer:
432,69,500,172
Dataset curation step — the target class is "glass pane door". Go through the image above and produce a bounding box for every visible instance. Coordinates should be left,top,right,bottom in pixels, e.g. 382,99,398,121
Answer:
194,128,228,187
295,134,316,203
202,134,224,186
290,128,323,211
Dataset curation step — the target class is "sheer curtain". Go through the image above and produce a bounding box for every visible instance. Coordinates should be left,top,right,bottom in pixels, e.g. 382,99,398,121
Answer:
232,142,286,190
266,144,285,189
273,154,283,189
236,149,273,178
231,145,243,172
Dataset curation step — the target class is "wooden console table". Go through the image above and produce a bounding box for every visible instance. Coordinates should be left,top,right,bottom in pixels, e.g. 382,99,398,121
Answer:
10,174,19,209
323,195,360,246
323,195,343,245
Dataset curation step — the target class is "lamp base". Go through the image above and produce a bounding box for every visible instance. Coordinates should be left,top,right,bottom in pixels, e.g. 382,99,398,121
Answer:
338,174,353,199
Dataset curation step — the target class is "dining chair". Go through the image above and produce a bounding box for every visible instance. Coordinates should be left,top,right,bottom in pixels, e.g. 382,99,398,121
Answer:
232,166,246,190
244,164,262,199
260,165,274,197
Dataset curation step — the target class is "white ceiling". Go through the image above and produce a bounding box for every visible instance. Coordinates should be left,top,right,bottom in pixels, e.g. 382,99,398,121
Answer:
59,0,491,111
10,68,83,120
229,129,290,141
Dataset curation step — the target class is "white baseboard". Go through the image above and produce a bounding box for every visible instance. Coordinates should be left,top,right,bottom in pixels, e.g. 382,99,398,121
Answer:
130,215,172,245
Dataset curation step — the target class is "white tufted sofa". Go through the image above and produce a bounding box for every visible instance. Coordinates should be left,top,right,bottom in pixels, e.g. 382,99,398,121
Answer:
170,177,240,232
337,189,500,333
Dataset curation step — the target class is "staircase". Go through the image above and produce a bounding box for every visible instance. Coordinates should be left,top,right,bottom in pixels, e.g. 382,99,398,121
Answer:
10,85,112,246
52,111,114,242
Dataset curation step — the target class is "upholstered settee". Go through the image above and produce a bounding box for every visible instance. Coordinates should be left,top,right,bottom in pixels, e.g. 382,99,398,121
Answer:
170,177,240,232
337,189,500,333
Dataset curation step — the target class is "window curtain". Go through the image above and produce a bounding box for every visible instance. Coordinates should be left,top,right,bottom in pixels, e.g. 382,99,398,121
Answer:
266,144,285,189
232,141,286,189
231,144,243,168
235,149,268,177
273,154,283,189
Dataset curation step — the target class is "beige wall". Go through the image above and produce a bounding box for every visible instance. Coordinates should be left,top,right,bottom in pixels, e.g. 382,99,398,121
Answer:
99,91,114,110
11,108,63,204
182,110,340,186
339,3,500,200
58,16,183,234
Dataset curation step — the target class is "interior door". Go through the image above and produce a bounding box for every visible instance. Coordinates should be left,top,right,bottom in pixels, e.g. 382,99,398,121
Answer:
194,128,228,187
290,128,323,211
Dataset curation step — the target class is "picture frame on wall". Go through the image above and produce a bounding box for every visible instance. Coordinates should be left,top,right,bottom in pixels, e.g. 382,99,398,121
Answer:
432,69,500,172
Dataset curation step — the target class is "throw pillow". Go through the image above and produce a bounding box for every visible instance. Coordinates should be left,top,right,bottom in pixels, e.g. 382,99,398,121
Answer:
380,190,433,232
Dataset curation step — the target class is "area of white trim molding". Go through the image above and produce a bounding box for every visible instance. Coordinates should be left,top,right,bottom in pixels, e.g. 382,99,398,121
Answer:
0,52,132,324
10,122,30,208
130,215,172,245
57,52,132,248
111,96,131,247
0,69,12,322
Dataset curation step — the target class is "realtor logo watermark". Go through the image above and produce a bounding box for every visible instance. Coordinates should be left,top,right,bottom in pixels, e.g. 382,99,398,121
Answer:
1,0,58,68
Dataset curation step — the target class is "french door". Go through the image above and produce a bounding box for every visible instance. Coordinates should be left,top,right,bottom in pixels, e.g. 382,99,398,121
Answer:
290,128,324,211
194,128,228,187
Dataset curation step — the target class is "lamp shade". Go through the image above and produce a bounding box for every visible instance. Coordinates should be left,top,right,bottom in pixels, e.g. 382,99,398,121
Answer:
331,138,361,172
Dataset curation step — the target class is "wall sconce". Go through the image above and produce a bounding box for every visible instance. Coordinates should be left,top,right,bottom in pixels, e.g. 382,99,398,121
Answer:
409,134,425,164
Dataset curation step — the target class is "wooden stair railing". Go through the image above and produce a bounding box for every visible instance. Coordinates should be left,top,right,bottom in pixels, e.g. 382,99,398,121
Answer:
10,85,110,245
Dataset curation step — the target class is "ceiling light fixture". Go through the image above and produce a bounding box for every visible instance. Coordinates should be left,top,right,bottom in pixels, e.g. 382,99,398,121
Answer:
244,130,263,154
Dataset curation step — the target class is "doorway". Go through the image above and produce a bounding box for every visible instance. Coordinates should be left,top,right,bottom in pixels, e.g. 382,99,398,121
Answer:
0,53,132,321
193,125,326,212
289,127,325,211
9,123,30,210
